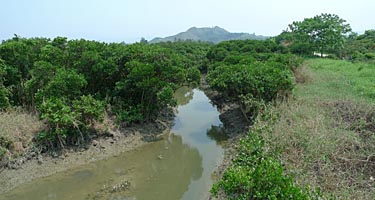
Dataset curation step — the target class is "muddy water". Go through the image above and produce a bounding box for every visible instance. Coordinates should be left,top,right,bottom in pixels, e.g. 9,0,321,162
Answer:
1,87,225,200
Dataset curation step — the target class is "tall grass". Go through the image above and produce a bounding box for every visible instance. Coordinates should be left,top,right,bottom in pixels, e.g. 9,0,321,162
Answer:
266,59,375,199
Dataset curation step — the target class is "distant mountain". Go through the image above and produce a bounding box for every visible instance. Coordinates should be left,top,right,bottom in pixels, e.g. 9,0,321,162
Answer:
149,26,268,44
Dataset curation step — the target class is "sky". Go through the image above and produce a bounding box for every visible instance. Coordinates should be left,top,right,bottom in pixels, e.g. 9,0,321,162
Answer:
1,0,374,43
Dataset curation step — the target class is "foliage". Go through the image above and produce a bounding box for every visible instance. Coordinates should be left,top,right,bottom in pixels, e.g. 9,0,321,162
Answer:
206,39,298,112
239,94,266,120
207,62,293,102
115,105,144,125
279,13,351,56
0,136,12,150
73,95,105,126
208,39,317,199
35,67,87,105
114,60,176,121
0,61,10,110
38,95,105,146
153,41,212,73
212,114,320,199
343,30,375,62
186,67,201,85
0,36,209,146
38,97,78,147
0,86,9,110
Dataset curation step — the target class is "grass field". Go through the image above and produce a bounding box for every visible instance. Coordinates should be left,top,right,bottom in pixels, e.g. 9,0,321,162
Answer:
296,59,375,102
213,58,375,199
267,59,375,199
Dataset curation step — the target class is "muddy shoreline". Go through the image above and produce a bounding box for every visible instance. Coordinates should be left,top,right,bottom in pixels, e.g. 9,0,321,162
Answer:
0,111,174,194
0,78,250,197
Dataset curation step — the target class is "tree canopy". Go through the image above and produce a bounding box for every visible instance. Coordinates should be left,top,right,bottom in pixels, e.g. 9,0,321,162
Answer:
278,13,351,56
0,37,209,147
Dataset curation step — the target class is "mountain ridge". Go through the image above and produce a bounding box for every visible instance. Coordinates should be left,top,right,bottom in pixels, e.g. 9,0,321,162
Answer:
149,26,267,43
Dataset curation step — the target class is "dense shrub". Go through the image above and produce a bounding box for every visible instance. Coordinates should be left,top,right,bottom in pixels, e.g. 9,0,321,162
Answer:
342,30,375,62
0,63,9,110
38,97,78,147
37,95,105,147
207,62,293,102
0,36,209,146
0,86,9,110
206,39,298,103
212,116,320,199
73,95,105,126
153,41,212,73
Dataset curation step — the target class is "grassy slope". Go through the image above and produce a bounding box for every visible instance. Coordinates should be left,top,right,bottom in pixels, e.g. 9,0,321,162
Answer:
267,59,375,199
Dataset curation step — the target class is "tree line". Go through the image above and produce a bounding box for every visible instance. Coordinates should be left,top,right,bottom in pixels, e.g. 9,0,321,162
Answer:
0,37,208,147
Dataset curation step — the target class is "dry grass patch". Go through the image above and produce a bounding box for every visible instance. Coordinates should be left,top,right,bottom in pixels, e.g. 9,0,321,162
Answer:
328,101,375,135
264,98,375,199
0,110,43,159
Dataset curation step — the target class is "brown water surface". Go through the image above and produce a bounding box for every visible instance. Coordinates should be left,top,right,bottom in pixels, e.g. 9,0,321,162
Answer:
1,87,225,200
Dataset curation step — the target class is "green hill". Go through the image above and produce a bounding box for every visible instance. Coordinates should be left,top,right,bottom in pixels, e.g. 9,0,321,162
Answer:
149,26,267,43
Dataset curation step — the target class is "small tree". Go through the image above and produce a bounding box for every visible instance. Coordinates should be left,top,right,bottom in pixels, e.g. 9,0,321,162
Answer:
286,13,351,56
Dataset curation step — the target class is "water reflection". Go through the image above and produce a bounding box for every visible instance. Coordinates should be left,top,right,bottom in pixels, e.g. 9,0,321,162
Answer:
207,125,228,145
1,133,203,200
172,88,224,200
1,87,225,200
174,86,194,106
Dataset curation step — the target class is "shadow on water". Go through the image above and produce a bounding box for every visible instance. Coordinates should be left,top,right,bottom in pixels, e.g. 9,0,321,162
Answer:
1,87,225,200
207,125,228,145
174,86,194,106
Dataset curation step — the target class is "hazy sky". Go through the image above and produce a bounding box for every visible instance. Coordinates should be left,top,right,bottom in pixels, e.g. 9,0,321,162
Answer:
1,0,374,43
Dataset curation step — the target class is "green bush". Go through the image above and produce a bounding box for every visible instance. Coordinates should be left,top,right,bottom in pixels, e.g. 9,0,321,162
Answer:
35,68,87,104
0,37,211,147
73,95,105,126
38,97,78,146
156,86,177,109
364,52,375,59
207,62,294,102
38,95,105,146
115,105,144,125
186,67,201,85
206,40,298,104
212,122,320,200
0,86,9,110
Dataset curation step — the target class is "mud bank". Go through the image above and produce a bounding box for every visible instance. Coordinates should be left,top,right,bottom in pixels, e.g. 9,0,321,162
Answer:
0,114,173,194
